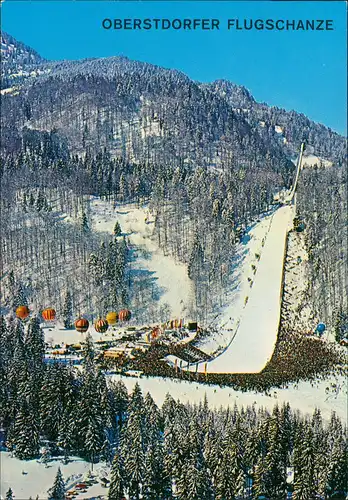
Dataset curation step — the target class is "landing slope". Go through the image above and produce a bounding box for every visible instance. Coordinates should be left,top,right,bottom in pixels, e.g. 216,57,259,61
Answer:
204,205,292,373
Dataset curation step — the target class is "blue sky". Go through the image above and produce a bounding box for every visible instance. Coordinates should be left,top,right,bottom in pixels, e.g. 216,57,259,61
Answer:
3,1,347,135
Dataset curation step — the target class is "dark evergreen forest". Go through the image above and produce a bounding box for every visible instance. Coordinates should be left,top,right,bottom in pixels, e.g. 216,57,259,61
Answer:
1,317,347,500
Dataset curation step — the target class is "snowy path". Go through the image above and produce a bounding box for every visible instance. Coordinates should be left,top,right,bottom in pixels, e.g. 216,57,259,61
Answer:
91,199,194,319
194,205,293,374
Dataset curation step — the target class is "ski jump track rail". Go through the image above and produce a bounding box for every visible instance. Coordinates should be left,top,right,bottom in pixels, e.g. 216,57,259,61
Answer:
288,142,305,203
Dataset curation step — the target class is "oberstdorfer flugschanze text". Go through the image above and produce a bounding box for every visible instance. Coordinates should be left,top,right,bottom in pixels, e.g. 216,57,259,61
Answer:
102,18,334,31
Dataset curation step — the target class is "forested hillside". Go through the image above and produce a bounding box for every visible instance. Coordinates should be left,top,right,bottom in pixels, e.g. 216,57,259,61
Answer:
1,32,347,331
2,32,345,166
0,137,279,321
297,164,348,340
1,56,295,184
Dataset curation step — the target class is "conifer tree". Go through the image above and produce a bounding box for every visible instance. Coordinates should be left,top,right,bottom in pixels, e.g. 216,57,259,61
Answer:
311,408,327,497
8,270,15,290
263,408,287,499
13,401,40,459
5,488,14,500
161,392,176,425
188,233,204,281
279,402,293,467
215,424,245,500
29,192,35,207
203,424,220,487
143,393,170,499
77,359,105,461
326,434,348,498
113,380,129,429
85,414,104,467
40,365,64,441
293,426,316,499
5,271,16,309
252,454,267,500
36,189,46,212
82,332,95,369
25,316,45,370
48,467,65,500
108,453,125,500
81,211,90,233
57,401,76,463
62,290,73,329
100,435,113,465
8,326,27,395
244,428,259,492
122,384,146,500
114,221,122,237
122,409,145,500
0,316,11,368
177,460,213,500
12,282,28,310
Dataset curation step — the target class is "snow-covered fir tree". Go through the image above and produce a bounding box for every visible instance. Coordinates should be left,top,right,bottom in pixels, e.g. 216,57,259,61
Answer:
81,211,90,233
122,384,146,500
48,467,65,500
12,282,28,311
114,221,122,237
5,488,14,500
108,453,125,500
62,290,73,329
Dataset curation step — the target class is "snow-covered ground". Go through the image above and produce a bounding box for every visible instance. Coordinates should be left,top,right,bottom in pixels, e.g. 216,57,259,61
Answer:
91,199,194,319
193,205,293,373
191,150,301,372
274,124,287,144
45,200,296,377
109,372,347,421
43,322,139,346
44,325,94,346
0,87,16,95
291,154,333,169
44,202,292,376
0,454,109,500
39,197,194,345
302,155,333,168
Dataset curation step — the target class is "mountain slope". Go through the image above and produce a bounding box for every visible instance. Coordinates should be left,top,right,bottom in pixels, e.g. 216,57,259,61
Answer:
1,55,294,182
0,33,345,176
1,31,44,67
207,79,346,163
1,31,46,89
